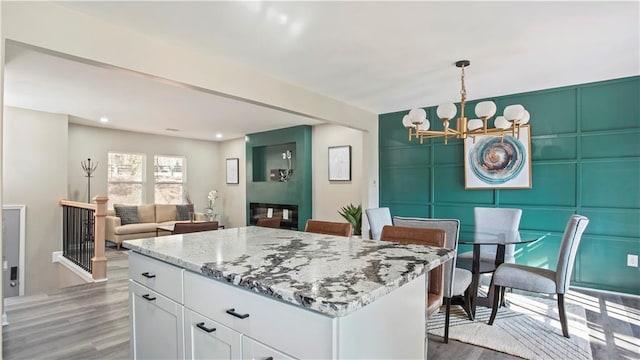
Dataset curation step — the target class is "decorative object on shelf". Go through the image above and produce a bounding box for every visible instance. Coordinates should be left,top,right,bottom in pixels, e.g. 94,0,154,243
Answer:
402,60,531,144
338,203,362,236
464,125,532,189
183,190,193,205
328,145,352,181
226,158,239,184
278,149,294,182
205,190,219,221
81,158,98,203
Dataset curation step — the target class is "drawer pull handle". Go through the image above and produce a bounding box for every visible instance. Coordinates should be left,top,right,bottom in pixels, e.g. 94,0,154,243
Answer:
142,294,156,301
226,308,249,319
265,357,274,360
196,322,217,333
141,272,156,279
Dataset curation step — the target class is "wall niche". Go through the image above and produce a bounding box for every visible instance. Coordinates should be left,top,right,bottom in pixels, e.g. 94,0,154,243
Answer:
252,142,295,182
246,126,312,230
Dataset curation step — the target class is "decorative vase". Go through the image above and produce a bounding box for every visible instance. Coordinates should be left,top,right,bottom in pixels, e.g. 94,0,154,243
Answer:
205,208,215,221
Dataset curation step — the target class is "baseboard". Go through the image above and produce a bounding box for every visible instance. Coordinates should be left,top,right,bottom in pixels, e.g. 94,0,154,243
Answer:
570,285,640,299
52,251,95,284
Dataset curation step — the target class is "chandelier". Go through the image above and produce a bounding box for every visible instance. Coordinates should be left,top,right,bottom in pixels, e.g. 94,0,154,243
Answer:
402,60,531,144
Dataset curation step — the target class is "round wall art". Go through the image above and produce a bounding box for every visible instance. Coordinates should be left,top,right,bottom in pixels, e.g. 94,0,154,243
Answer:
464,126,532,189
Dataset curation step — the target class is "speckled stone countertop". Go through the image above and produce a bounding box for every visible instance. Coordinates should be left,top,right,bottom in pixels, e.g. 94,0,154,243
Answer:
123,226,454,317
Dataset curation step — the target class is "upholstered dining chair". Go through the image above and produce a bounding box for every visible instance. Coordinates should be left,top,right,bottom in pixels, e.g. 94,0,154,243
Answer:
304,220,353,237
256,217,282,229
172,221,219,234
488,214,589,338
458,207,523,273
365,207,393,240
393,217,473,343
380,225,446,318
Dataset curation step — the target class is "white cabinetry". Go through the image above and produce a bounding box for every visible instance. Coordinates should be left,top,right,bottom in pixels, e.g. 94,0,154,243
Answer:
184,309,242,360
242,337,296,360
129,252,428,360
183,271,331,359
129,252,184,359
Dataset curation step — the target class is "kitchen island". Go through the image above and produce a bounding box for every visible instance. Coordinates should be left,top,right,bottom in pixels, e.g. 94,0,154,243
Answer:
123,226,454,360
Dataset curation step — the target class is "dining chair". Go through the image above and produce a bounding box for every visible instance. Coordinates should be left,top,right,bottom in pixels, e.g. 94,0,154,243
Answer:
393,217,473,343
365,207,393,240
487,214,589,338
256,217,282,229
458,207,523,273
172,221,219,234
380,225,446,318
304,219,353,237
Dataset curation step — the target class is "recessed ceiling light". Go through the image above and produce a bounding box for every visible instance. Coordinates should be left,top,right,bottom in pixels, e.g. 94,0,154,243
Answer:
99,117,109,123
216,133,223,138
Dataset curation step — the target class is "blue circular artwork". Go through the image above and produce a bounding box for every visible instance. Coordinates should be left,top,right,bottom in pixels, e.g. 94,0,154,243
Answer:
468,135,526,185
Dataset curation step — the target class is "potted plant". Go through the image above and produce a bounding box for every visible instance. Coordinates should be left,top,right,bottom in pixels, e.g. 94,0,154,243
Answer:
338,203,362,236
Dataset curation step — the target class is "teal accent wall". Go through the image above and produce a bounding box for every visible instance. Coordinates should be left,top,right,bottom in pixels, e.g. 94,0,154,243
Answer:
379,76,640,295
246,126,312,230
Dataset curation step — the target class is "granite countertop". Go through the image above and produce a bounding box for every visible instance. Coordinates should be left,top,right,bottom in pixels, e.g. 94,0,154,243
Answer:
123,226,454,317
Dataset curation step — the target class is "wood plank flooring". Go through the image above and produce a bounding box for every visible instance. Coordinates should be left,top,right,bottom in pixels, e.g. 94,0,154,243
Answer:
2,248,638,359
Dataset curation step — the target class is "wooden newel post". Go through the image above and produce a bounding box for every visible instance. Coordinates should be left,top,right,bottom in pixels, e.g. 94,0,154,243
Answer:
92,195,109,281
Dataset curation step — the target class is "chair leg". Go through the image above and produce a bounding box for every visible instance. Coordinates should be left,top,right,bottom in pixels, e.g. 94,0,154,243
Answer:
500,286,506,307
557,294,570,338
444,297,451,344
488,285,502,325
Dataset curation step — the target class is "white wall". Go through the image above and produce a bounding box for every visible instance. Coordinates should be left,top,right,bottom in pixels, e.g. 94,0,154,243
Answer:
312,124,364,225
217,138,246,228
2,106,68,295
68,123,220,212
1,2,5,334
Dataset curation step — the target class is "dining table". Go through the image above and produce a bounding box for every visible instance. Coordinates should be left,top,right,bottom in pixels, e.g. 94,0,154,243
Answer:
456,229,549,318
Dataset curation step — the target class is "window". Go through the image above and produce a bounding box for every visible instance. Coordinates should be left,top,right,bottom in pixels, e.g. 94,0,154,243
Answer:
154,155,186,205
108,152,145,207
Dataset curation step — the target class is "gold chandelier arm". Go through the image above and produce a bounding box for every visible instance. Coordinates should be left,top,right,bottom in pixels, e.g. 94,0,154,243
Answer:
402,60,530,145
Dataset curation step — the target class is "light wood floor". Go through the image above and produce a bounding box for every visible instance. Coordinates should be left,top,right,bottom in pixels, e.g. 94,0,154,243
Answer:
3,249,639,359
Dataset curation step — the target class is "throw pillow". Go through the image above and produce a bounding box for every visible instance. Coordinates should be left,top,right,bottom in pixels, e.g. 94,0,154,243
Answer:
114,205,139,225
176,204,195,221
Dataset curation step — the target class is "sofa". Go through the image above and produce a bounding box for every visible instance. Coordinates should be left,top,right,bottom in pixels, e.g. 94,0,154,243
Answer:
105,204,203,249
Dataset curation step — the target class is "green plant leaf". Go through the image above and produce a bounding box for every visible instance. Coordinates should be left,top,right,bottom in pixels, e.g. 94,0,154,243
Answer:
338,203,362,235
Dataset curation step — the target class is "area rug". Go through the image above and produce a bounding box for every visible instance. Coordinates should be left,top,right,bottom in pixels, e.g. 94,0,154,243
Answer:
428,293,593,360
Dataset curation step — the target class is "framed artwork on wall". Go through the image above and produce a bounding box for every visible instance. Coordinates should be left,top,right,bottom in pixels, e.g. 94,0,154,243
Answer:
464,125,532,189
328,145,352,181
226,158,239,184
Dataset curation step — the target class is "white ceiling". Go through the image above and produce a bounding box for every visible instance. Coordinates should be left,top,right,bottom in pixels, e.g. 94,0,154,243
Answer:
4,1,639,141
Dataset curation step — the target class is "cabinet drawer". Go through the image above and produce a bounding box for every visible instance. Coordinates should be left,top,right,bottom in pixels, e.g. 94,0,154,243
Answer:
184,309,242,360
184,271,334,359
130,252,183,303
243,336,297,360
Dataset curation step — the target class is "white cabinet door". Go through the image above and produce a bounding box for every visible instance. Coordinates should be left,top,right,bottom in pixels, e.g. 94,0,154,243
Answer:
130,281,184,360
184,271,333,359
184,309,242,360
242,336,297,360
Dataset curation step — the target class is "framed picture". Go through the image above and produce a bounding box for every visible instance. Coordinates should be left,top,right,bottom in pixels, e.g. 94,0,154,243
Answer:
226,158,239,184
464,125,532,189
328,145,352,181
